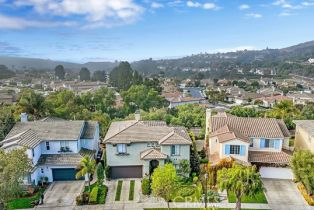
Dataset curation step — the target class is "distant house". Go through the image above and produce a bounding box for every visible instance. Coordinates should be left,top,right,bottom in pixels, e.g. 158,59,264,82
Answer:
104,112,191,178
287,92,314,105
294,120,314,153
205,110,293,179
0,114,99,185
257,87,282,97
257,95,292,108
226,87,263,105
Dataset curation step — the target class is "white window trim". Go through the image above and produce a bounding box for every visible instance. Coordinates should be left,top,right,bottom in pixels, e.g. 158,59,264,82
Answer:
117,144,127,154
171,145,180,156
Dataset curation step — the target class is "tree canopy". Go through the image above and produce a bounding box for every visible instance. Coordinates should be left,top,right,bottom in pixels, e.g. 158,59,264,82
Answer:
0,148,32,204
79,67,91,81
0,65,15,79
217,164,263,210
54,65,65,80
109,62,142,90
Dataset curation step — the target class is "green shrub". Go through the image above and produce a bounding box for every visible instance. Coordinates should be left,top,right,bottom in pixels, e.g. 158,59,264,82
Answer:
76,195,83,205
207,190,220,202
89,186,98,204
142,178,151,195
105,166,111,179
193,176,198,184
129,180,135,200
178,186,195,197
200,159,208,164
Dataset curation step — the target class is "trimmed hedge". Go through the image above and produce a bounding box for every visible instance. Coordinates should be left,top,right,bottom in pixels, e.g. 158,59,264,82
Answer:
89,186,99,204
141,178,151,195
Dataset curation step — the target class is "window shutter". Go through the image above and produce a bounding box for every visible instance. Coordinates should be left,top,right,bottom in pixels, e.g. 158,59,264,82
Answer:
274,140,280,150
224,144,230,155
260,138,265,148
240,145,245,156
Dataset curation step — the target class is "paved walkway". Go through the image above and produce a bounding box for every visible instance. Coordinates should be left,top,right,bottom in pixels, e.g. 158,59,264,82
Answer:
106,179,142,203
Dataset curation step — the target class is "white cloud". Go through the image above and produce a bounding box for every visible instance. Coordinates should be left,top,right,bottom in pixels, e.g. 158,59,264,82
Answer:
246,13,262,18
279,11,295,16
187,1,201,8
239,4,250,10
13,0,144,22
301,1,314,6
0,14,76,29
203,3,216,10
187,1,218,10
151,2,163,9
272,0,303,9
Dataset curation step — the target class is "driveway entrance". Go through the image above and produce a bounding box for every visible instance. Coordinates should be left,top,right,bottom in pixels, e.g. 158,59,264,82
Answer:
262,179,310,210
42,181,84,207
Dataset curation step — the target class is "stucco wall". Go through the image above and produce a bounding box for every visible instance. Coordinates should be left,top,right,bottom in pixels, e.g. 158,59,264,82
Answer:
220,139,249,162
249,137,283,152
209,136,220,154
27,144,41,165
295,126,314,153
161,145,190,165
40,140,78,154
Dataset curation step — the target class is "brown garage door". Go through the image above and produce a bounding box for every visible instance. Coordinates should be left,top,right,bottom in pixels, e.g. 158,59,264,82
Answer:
111,166,143,179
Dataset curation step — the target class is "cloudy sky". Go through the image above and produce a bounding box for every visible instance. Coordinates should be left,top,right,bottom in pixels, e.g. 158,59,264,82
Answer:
0,0,314,62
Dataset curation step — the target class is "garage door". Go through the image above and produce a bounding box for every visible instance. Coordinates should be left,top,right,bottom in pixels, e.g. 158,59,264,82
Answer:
260,167,294,179
111,166,142,179
52,168,83,181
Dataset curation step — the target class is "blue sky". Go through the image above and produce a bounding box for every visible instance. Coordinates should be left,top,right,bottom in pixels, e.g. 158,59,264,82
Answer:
0,0,314,63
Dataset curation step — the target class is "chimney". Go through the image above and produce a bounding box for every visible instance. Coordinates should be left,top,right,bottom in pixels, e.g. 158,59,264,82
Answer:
135,110,141,121
205,109,211,137
20,113,28,122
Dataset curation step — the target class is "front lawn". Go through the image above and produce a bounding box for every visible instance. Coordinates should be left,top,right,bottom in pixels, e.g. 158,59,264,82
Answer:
144,208,269,210
115,180,123,201
129,180,135,201
6,188,45,210
228,190,268,204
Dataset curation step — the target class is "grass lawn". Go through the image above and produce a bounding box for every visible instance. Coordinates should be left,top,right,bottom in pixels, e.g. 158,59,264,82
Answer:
129,180,135,201
115,180,123,201
83,183,108,204
228,190,268,204
6,188,45,210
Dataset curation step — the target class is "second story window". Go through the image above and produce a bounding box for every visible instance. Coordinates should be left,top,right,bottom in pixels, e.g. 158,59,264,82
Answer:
60,141,70,152
171,145,180,156
46,141,50,150
117,144,126,154
32,148,35,157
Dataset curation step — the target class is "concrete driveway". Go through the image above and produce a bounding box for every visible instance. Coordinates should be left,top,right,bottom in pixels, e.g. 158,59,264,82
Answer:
262,179,312,210
41,181,85,208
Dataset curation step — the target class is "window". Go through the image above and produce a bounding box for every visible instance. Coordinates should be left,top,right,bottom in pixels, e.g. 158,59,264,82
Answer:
32,148,34,157
117,144,127,154
41,168,44,173
147,142,159,147
264,139,275,148
230,145,240,155
250,139,253,147
60,141,70,152
46,141,50,150
171,145,180,156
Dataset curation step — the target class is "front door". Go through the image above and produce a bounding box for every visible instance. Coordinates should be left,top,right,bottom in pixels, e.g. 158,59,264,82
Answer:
149,160,159,175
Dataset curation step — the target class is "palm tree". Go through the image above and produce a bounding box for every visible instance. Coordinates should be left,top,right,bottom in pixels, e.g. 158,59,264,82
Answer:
217,164,263,210
17,89,46,120
76,156,96,192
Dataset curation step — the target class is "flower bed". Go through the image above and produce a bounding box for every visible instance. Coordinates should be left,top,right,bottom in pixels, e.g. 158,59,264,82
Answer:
297,183,314,206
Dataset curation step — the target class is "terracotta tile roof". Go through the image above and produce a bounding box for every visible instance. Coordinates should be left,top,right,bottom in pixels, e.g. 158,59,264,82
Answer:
258,95,292,103
248,150,291,164
210,125,250,143
104,120,191,145
211,114,288,138
140,148,167,160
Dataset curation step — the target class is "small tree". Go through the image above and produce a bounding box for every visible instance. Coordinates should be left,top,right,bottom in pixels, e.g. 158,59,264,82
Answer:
151,163,178,210
291,150,314,195
96,162,104,186
178,159,190,177
217,164,263,210
76,156,96,192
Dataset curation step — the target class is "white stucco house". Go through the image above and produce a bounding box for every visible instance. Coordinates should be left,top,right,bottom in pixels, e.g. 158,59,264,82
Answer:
0,114,99,185
205,110,293,179
104,112,191,178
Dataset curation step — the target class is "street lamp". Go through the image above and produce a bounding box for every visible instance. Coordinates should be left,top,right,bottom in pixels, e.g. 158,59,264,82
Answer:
204,173,208,209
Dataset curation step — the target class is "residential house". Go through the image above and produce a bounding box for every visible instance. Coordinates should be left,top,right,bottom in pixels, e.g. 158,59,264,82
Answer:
0,114,99,185
287,92,314,105
205,110,293,179
293,120,314,153
104,112,191,179
257,87,283,97
257,95,292,108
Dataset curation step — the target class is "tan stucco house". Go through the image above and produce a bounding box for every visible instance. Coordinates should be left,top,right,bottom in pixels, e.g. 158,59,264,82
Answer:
104,113,191,179
294,120,314,153
205,110,294,179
